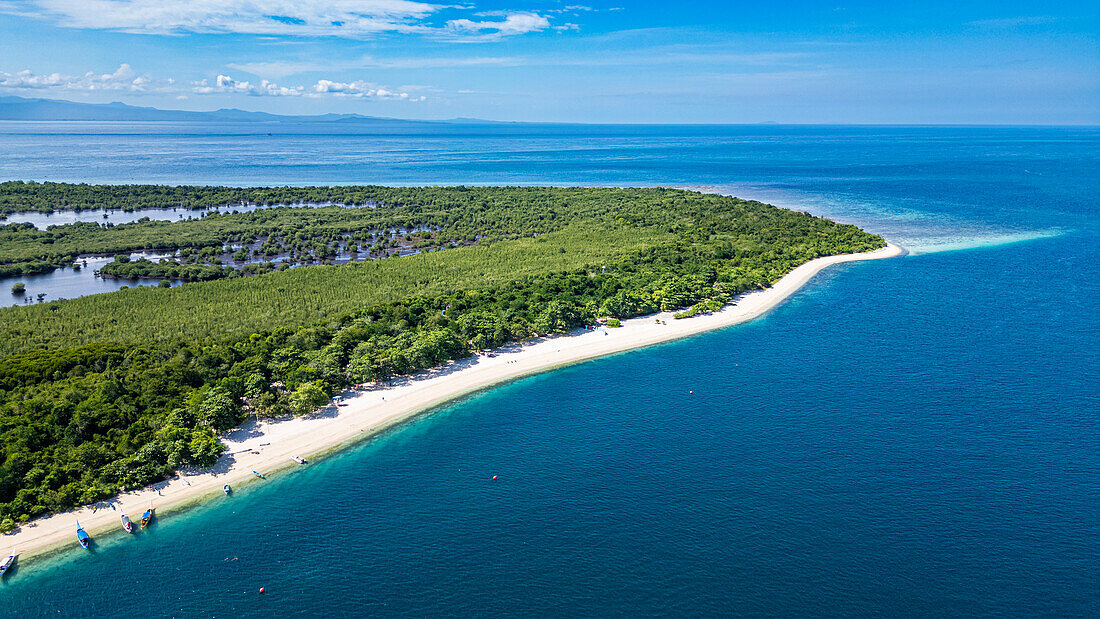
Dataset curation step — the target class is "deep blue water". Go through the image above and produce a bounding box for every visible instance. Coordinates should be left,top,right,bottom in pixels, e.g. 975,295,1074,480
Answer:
0,124,1096,615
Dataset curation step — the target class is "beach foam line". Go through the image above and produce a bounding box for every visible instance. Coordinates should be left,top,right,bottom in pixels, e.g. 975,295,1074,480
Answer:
901,230,1062,255
5,242,903,562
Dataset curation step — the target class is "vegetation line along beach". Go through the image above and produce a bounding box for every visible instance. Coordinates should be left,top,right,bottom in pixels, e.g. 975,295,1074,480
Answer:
0,184,889,560
4,242,903,561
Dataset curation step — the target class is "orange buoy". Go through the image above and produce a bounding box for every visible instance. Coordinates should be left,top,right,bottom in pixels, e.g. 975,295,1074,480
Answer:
259,587,265,594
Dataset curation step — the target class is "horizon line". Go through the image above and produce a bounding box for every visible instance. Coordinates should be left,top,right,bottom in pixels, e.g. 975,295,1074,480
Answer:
0,95,1096,128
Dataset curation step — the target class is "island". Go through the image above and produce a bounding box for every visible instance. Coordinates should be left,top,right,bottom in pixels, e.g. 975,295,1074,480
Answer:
0,184,898,560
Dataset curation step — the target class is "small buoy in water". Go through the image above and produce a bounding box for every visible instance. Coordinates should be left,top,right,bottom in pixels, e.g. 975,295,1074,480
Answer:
689,390,694,394
259,587,265,594
492,475,497,480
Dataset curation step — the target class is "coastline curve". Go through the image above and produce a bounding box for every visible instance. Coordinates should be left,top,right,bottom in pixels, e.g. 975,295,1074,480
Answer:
4,242,904,563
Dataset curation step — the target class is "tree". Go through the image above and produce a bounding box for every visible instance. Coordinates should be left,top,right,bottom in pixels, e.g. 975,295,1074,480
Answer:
598,290,656,318
244,372,267,397
534,299,584,334
289,380,329,416
189,427,225,467
11,282,24,295
195,386,240,431
456,311,507,349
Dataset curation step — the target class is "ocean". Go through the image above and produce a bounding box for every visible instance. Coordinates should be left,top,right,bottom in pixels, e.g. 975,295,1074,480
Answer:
0,123,1096,615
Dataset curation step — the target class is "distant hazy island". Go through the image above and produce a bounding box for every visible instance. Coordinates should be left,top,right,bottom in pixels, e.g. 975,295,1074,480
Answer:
0,94,501,125
0,184,889,555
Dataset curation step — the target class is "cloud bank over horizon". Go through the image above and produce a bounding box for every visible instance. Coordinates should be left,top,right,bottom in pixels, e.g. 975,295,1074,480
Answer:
0,1,1095,124
1,65,425,101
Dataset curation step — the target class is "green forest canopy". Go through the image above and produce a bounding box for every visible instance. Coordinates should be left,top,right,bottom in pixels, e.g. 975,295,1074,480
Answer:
0,184,884,531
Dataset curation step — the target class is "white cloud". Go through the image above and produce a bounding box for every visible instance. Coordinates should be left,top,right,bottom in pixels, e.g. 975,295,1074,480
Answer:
544,5,597,14
446,12,550,38
5,0,555,39
1,65,427,101
20,0,434,36
192,74,307,96
193,74,422,99
313,79,424,100
0,63,169,92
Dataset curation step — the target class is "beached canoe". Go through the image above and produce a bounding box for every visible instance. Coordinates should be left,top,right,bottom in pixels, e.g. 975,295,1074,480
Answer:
121,514,133,533
76,522,91,549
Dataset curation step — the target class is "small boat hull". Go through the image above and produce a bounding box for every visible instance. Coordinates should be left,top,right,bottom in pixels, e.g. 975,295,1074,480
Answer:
121,515,133,533
0,554,15,576
140,509,154,529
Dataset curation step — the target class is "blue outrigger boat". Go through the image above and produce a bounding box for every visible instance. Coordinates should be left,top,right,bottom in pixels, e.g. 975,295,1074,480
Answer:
140,508,154,529
0,551,15,577
252,470,266,479
223,483,232,495
76,522,91,549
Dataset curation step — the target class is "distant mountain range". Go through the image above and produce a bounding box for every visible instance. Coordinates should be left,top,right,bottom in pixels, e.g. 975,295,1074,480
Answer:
0,95,492,124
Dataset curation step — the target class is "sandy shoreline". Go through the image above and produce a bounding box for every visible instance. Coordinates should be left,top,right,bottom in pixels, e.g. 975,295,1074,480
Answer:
4,242,903,563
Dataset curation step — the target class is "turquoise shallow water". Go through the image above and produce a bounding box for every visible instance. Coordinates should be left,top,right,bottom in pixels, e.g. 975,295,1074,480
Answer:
0,125,1096,615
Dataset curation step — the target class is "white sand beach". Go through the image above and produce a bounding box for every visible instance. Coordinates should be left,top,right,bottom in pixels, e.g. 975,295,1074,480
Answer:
4,243,902,562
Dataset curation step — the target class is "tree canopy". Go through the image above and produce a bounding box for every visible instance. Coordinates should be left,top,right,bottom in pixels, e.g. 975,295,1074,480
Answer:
0,184,885,530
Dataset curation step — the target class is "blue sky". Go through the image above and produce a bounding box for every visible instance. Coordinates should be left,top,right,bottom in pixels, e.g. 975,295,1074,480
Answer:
0,0,1096,123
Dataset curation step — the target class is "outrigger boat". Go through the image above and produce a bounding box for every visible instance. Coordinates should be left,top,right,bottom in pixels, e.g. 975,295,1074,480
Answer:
252,470,266,479
120,513,133,533
140,508,154,529
223,483,232,495
291,456,307,464
0,551,15,577
76,522,91,549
